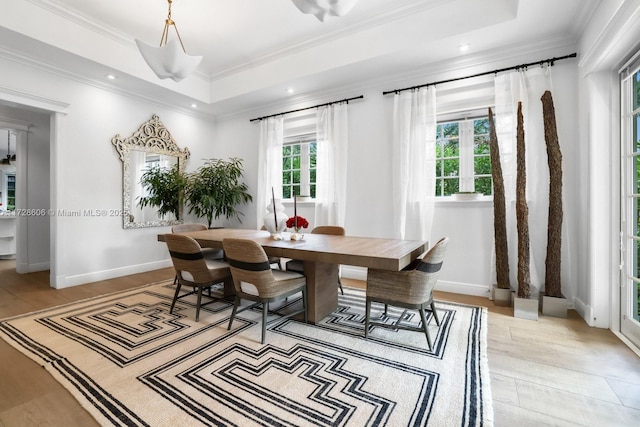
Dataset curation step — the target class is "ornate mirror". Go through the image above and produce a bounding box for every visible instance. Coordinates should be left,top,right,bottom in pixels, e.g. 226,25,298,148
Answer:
112,115,190,229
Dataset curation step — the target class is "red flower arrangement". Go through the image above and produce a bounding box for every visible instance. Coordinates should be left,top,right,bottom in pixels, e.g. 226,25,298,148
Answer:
286,215,309,231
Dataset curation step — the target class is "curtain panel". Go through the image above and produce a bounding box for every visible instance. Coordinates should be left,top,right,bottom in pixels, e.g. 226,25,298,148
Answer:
493,67,570,293
257,117,284,226
391,88,437,241
315,103,348,227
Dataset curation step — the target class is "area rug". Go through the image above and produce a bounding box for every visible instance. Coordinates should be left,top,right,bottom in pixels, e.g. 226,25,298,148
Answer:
0,281,492,426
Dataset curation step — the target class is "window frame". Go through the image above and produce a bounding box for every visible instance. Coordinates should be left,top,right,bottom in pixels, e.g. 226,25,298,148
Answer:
282,133,317,200
435,111,493,198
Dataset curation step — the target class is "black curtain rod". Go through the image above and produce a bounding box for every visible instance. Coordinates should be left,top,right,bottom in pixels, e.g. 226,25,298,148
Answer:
382,53,577,96
249,95,364,122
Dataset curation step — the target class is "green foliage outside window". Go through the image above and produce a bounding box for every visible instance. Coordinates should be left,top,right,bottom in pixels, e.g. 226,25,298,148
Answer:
436,118,492,196
282,142,316,199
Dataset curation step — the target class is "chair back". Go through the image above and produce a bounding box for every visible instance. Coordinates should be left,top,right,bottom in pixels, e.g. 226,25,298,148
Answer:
312,225,345,236
222,238,278,297
414,237,449,287
164,234,212,285
172,223,207,233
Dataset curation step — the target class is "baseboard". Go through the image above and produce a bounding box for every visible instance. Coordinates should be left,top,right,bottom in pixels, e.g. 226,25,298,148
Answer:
573,296,594,326
341,266,367,281
54,259,173,289
16,261,50,273
435,280,491,297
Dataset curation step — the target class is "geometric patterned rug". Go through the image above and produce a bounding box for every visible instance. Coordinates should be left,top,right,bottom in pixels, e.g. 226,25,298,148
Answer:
0,281,493,426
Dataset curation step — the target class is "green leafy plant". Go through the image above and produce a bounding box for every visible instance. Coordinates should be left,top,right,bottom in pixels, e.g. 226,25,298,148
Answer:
186,158,253,228
137,163,187,220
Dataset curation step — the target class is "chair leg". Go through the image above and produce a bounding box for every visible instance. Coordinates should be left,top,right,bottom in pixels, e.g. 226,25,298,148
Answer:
338,277,344,295
261,301,269,344
170,283,182,314
430,301,440,326
303,288,308,323
173,274,178,286
195,286,203,322
419,308,433,350
365,298,371,338
228,297,240,330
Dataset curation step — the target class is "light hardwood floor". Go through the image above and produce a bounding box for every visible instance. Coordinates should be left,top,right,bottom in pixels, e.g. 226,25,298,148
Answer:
1,259,639,426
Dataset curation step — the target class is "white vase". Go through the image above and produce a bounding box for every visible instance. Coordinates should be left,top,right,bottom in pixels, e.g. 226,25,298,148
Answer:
263,200,287,239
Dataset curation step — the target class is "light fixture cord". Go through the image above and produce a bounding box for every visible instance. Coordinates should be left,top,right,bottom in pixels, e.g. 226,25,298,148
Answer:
159,0,188,53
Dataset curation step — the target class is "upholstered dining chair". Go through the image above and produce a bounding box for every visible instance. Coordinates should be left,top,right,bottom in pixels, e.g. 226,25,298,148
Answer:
364,237,449,350
223,238,308,344
286,225,345,294
171,223,224,286
164,233,232,322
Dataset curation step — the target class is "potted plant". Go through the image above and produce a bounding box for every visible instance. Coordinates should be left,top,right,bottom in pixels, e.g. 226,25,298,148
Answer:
185,157,253,228
138,163,187,220
541,90,567,317
488,108,512,306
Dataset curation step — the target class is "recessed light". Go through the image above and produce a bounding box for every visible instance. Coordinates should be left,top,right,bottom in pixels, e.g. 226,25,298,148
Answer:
191,103,198,108
287,88,295,95
458,43,470,53
105,74,117,80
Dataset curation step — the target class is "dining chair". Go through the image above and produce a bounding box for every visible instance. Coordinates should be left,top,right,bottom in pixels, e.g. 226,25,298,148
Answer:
364,237,449,350
223,238,307,344
260,225,283,269
164,233,232,322
286,225,345,294
172,223,224,259
171,223,224,286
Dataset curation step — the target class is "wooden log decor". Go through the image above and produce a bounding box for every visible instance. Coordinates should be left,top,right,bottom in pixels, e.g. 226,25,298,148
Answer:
516,102,531,298
542,90,563,298
488,108,510,289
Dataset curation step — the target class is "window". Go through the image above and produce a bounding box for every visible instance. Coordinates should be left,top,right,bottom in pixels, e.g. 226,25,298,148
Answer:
435,116,492,197
6,174,15,211
282,137,316,199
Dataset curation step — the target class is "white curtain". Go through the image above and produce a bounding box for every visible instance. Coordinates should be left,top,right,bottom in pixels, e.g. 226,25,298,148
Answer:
315,103,348,227
257,117,284,226
494,66,568,293
391,87,437,241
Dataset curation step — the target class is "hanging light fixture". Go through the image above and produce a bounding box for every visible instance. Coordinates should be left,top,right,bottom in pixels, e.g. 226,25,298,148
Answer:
290,0,360,22
135,0,202,82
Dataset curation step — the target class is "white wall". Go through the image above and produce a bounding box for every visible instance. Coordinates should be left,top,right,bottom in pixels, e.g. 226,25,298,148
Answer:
211,56,582,300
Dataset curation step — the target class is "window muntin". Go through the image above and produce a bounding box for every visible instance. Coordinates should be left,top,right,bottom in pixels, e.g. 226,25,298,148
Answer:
282,140,316,199
435,116,492,197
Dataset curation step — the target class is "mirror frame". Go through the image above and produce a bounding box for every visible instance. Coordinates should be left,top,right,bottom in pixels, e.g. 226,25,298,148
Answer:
112,114,190,229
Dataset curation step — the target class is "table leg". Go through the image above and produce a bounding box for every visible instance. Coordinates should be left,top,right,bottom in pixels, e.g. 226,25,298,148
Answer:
303,261,339,324
223,276,235,299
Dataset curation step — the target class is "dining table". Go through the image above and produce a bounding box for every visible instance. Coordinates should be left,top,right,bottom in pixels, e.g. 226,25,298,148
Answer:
158,228,428,323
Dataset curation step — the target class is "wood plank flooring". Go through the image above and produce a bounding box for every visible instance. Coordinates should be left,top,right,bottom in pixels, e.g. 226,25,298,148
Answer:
1,259,639,426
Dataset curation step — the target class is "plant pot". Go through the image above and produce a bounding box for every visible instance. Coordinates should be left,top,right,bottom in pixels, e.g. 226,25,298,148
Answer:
493,287,512,307
541,295,567,318
514,296,539,320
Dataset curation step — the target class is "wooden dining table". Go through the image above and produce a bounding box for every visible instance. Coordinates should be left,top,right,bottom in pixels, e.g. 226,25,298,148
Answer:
158,228,428,323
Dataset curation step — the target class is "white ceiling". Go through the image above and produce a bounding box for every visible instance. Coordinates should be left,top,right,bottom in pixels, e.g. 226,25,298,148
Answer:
0,0,599,117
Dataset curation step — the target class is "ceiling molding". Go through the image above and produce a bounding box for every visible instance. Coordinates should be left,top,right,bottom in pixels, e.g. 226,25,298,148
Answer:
26,0,132,48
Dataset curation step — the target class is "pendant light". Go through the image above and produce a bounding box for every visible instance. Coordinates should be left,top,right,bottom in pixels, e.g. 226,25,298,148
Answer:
135,0,202,82
290,0,359,22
